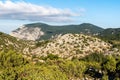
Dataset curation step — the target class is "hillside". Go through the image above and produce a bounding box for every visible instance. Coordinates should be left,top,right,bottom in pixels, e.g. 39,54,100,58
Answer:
99,28,120,40
0,32,33,53
1,32,120,80
98,28,120,50
10,23,104,40
2,31,120,59
32,33,119,59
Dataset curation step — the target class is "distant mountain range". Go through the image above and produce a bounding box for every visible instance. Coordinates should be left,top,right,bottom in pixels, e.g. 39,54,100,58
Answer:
10,23,104,40
10,22,120,41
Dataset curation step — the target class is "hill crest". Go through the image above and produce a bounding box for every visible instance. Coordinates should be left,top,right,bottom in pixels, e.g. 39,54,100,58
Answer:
10,23,104,41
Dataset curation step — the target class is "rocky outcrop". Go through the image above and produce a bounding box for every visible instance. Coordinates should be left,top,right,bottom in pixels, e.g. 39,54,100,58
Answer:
10,26,44,41
32,34,118,59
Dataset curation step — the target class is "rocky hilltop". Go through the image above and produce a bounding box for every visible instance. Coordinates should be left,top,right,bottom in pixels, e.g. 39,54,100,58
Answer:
10,23,104,41
2,31,120,60
32,33,119,59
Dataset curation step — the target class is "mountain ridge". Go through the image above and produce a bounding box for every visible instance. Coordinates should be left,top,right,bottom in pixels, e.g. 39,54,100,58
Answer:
10,22,104,40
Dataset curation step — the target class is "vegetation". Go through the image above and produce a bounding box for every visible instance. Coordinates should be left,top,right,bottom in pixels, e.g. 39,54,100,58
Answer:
23,23,104,40
40,54,59,60
33,34,112,59
36,40,52,47
80,53,106,63
98,28,120,50
1,29,120,79
0,32,32,53
99,28,120,41
0,50,120,80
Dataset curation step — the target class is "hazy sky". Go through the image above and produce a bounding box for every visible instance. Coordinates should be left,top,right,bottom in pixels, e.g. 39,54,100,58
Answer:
0,0,120,33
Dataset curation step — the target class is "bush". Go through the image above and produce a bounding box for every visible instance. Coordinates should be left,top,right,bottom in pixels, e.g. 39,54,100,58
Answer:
80,53,106,63
1,65,68,80
42,54,59,60
0,50,28,68
102,55,116,72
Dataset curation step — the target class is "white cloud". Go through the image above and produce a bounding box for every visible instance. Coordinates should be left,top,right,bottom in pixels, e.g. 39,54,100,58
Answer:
0,0,80,22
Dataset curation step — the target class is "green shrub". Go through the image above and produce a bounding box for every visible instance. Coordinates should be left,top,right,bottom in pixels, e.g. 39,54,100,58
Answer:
0,50,28,68
80,53,106,63
42,54,59,60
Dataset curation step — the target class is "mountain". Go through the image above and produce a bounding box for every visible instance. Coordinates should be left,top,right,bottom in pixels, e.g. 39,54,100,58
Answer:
10,23,104,41
99,28,120,40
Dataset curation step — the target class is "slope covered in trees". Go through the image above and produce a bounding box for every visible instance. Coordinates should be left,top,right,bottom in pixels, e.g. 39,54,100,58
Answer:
0,50,120,80
98,28,120,50
99,28,120,41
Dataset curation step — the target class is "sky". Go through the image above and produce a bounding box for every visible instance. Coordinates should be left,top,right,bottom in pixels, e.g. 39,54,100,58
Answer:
0,0,120,33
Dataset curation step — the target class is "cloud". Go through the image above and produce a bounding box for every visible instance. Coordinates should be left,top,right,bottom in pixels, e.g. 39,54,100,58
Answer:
0,0,80,22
